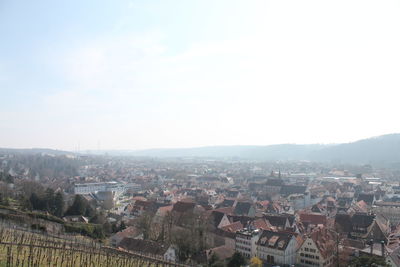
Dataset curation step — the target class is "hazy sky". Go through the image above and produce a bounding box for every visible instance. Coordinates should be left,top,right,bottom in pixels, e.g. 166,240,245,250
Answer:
1,0,400,150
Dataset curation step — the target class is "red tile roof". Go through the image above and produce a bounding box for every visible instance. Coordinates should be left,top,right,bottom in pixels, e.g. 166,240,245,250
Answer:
221,221,243,233
299,212,327,226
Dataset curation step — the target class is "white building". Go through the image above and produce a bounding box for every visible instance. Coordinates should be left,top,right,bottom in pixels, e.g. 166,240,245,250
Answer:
256,230,298,266
235,228,261,258
74,182,140,195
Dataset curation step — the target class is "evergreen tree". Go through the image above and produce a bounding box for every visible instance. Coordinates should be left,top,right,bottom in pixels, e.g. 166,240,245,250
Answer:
29,192,41,210
227,252,246,267
54,191,64,217
349,255,389,267
19,194,32,211
119,221,126,231
65,195,86,216
84,203,96,217
44,188,55,213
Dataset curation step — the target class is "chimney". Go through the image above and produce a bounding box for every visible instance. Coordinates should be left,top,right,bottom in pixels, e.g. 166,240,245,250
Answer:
381,240,385,257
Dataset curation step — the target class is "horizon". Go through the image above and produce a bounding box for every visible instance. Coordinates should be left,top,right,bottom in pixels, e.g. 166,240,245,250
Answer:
1,132,398,152
1,1,400,150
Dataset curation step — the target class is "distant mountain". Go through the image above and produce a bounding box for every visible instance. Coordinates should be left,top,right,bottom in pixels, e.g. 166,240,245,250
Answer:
122,133,400,164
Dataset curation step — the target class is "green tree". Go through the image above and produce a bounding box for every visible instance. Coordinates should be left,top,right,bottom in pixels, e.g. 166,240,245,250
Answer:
29,192,41,210
65,195,86,216
119,221,126,231
208,253,224,267
44,188,55,213
19,194,32,211
54,191,64,217
227,252,246,267
349,255,389,267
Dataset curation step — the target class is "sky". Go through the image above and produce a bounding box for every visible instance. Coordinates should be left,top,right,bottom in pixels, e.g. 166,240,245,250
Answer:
1,0,400,151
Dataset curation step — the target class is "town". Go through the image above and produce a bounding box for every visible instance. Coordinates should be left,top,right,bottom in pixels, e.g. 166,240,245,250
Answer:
1,150,400,266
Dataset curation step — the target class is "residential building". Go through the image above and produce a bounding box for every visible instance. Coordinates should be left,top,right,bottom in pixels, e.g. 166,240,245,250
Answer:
256,230,298,266
235,228,261,258
297,227,337,267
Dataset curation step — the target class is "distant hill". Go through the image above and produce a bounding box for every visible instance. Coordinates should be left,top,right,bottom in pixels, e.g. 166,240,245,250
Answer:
309,133,400,164
0,148,73,156
3,134,400,165
121,133,400,164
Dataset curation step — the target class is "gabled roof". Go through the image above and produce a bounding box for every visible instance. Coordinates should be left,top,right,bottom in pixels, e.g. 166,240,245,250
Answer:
264,214,288,228
211,210,227,228
357,193,375,205
256,230,294,250
311,204,325,213
280,185,307,196
388,245,400,266
229,215,253,226
234,202,252,216
213,207,234,215
172,201,195,213
266,179,284,186
308,227,336,259
299,213,327,226
221,221,243,233
250,218,272,230
112,226,140,240
351,213,375,228
219,198,236,208
266,202,281,213
335,213,352,232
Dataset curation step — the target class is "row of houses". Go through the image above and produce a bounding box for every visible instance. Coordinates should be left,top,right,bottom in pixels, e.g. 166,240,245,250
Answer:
235,226,336,267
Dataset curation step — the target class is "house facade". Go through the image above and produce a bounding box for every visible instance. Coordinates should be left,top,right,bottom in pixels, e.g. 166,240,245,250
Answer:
297,227,336,267
235,228,261,258
256,230,298,266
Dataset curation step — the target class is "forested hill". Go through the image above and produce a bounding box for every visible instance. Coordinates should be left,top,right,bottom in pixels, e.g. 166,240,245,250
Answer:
309,133,400,164
124,134,400,165
2,134,400,166
0,148,72,155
